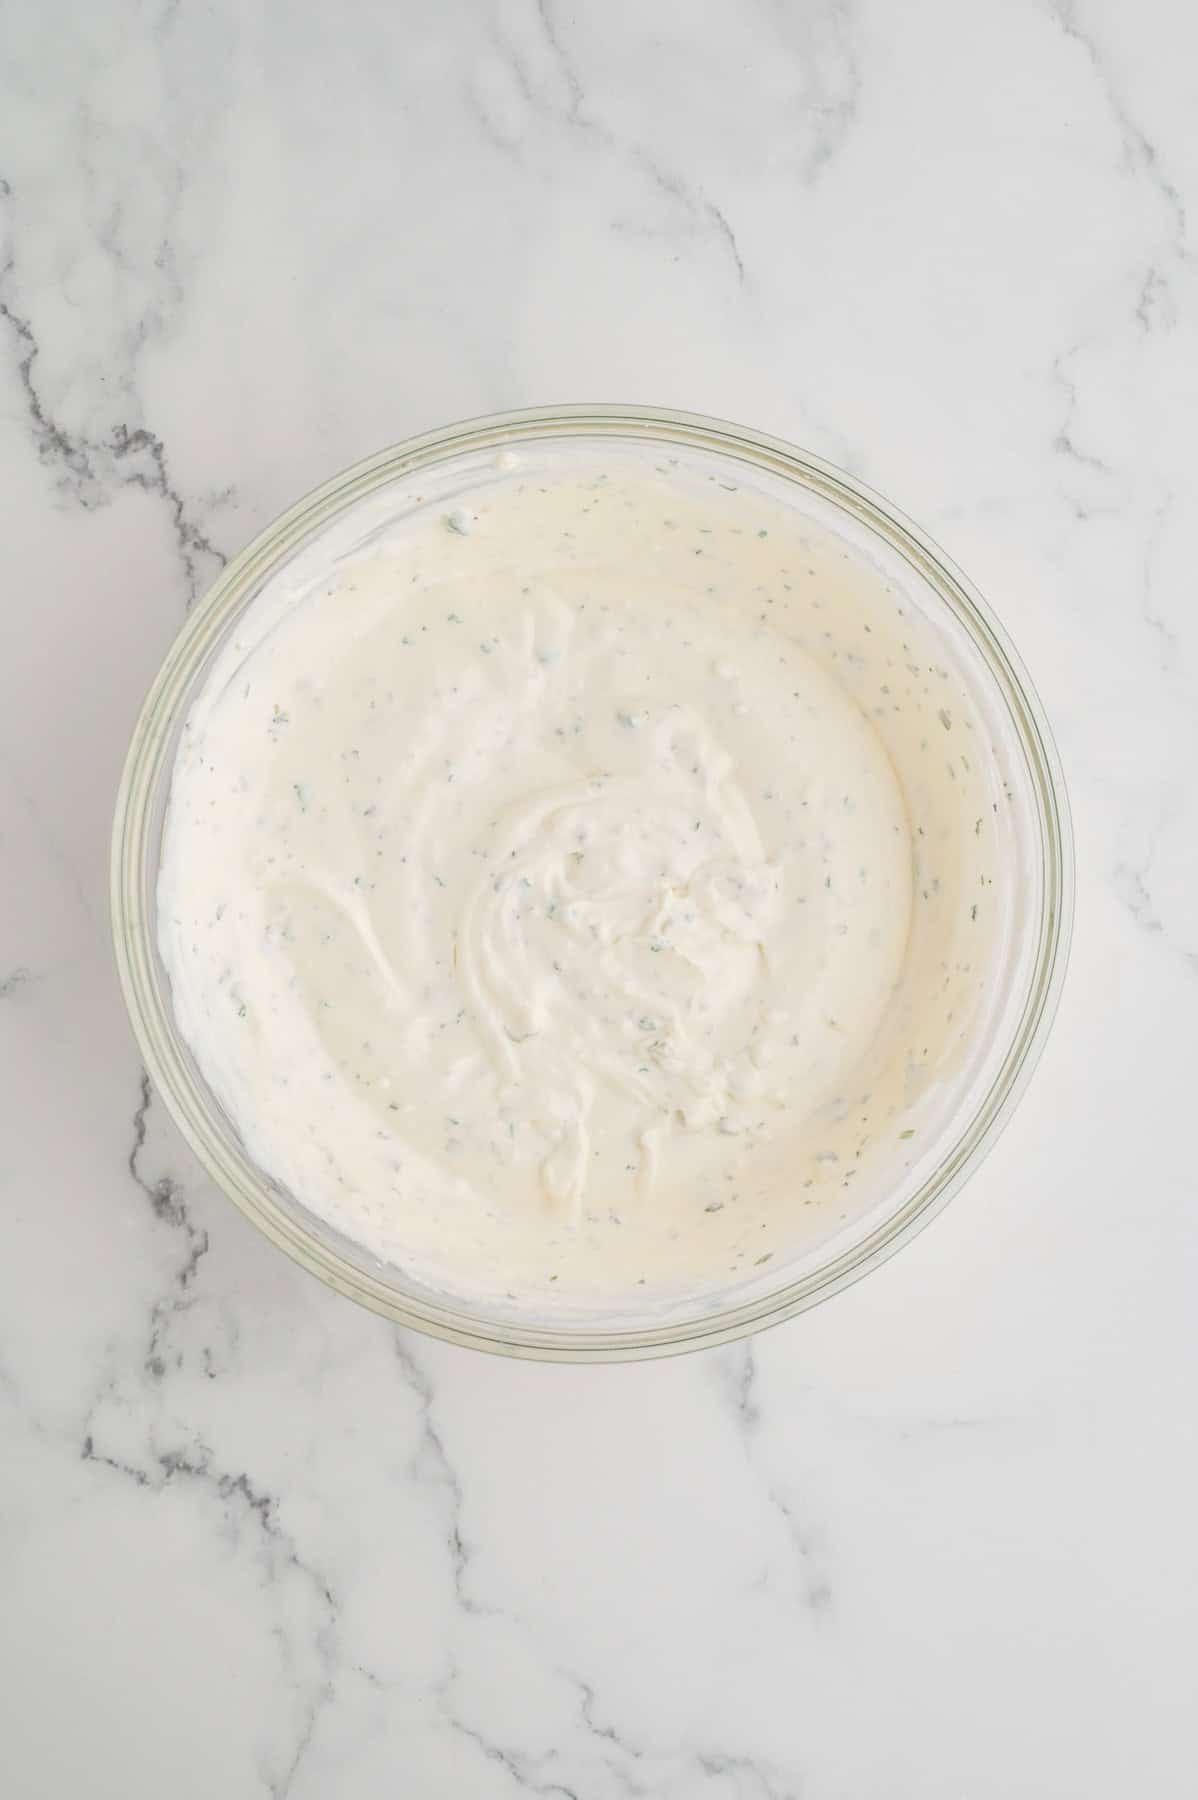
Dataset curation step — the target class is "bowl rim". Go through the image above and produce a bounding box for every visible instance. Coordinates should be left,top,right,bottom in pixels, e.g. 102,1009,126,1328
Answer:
110,403,1074,1360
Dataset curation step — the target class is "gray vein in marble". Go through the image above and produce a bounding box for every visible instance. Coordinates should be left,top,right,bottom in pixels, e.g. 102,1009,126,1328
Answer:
1112,862,1165,937
696,1750,796,1800
466,51,532,152
393,1331,497,1619
127,1069,182,1221
0,1354,29,1421
117,1072,227,1411
569,1672,624,1753
451,1628,659,1795
722,1336,762,1431
1134,262,1176,335
630,149,747,285
0,182,226,604
1139,493,1182,676
1049,350,1112,482
80,1427,339,1798
385,1338,797,1797
479,1,598,150
486,5,747,287
0,966,34,999
1112,850,1197,976
764,0,863,183
760,1480,832,1615
127,1070,211,1386
1048,0,1189,328
894,1413,1003,1438
442,1666,801,1800
715,1342,832,1615
80,1432,153,1488
77,1413,344,1800
438,1703,583,1800
534,0,585,123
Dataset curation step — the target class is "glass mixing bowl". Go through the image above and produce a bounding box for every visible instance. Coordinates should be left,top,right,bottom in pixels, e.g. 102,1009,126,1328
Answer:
111,406,1072,1360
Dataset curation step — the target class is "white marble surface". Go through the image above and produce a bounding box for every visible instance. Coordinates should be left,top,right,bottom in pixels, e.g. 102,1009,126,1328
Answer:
2,2,1196,1794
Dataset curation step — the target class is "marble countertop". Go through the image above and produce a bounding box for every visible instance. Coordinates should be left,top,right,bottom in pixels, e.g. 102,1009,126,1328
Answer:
3,3,1196,1795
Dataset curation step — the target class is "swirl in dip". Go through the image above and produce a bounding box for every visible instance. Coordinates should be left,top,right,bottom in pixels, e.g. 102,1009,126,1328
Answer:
159,458,1003,1305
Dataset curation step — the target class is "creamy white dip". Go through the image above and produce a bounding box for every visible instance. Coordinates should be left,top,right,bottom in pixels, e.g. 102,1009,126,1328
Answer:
159,460,1003,1305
